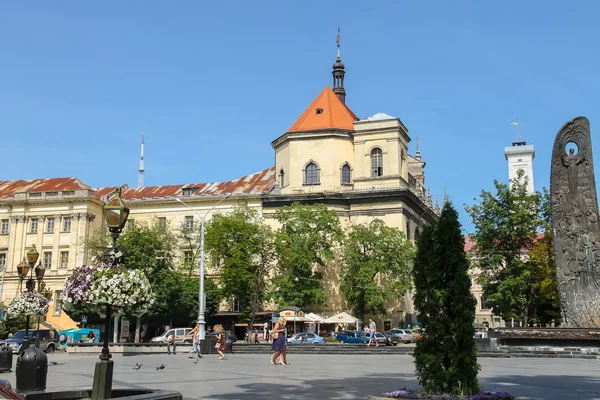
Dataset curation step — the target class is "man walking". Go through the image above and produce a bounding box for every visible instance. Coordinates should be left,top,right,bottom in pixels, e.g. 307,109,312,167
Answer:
367,318,379,347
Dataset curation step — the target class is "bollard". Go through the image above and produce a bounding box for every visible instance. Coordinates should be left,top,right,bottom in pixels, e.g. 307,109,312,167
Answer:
0,344,12,372
15,345,47,393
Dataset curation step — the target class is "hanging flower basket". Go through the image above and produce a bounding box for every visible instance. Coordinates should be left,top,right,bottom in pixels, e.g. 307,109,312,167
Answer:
7,292,49,317
61,253,154,316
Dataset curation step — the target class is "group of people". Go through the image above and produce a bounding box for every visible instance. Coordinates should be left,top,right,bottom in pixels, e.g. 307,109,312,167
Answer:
165,323,227,362
269,317,289,365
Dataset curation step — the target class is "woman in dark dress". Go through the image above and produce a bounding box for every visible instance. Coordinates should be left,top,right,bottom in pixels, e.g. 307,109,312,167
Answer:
270,317,288,365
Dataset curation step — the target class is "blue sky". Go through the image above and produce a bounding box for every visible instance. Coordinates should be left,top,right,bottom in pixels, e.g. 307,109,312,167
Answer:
2,1,600,232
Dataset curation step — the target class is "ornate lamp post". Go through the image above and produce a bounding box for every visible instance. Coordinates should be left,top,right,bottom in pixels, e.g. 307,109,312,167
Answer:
16,245,41,352
91,187,129,400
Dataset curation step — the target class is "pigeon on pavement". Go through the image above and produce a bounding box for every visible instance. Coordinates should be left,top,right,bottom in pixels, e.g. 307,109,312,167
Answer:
133,363,142,370
156,364,165,370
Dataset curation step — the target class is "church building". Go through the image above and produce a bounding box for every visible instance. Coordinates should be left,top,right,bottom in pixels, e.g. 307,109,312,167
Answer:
0,45,439,332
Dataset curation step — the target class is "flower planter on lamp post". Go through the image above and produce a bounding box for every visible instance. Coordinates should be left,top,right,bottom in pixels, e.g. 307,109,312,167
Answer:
91,187,130,400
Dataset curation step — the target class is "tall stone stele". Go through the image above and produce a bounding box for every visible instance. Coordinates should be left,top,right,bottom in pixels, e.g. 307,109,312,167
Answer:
551,116,600,328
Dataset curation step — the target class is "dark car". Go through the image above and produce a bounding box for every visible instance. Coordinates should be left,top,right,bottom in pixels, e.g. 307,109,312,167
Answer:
2,329,59,354
382,331,400,346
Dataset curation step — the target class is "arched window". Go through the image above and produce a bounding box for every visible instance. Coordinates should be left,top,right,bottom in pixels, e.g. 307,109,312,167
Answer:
414,227,421,243
304,162,320,185
341,163,351,184
371,148,383,177
279,169,285,188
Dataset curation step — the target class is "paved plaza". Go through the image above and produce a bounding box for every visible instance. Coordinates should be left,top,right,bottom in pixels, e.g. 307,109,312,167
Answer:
2,353,599,399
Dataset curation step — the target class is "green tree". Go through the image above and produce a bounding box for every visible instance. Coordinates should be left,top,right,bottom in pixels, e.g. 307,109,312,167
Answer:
413,202,480,395
273,203,344,308
0,304,27,340
205,205,275,333
340,219,414,322
465,174,552,326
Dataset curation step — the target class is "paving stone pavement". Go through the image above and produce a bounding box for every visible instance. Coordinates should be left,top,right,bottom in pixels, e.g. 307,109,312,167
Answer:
2,353,599,399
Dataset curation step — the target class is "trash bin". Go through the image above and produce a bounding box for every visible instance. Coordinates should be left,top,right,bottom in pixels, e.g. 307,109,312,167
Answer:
199,336,218,355
225,338,234,354
16,346,47,392
0,344,12,372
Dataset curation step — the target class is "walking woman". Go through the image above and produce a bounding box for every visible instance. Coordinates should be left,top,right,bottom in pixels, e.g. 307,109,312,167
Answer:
215,325,226,360
270,317,289,365
187,324,202,362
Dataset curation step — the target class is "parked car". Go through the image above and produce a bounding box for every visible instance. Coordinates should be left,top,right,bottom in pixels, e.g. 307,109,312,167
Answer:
386,329,414,344
2,329,59,354
151,328,193,344
382,331,400,346
364,331,394,346
336,330,369,344
287,332,326,345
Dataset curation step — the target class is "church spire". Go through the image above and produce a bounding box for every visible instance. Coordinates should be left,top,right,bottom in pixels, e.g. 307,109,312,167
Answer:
332,27,346,105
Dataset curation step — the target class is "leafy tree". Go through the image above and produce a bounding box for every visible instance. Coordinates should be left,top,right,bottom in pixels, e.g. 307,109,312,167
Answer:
413,203,480,395
340,219,414,322
465,173,551,326
0,304,27,339
205,205,275,333
273,202,344,308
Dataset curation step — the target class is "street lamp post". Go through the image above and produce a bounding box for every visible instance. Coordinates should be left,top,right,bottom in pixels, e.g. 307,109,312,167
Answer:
16,245,44,352
175,194,231,342
91,187,129,400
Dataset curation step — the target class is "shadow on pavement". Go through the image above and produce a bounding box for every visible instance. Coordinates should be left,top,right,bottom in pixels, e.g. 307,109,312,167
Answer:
202,372,600,400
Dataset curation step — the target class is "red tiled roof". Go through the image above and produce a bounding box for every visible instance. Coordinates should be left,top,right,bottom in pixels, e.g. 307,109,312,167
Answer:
96,168,276,201
287,86,358,133
0,177,91,199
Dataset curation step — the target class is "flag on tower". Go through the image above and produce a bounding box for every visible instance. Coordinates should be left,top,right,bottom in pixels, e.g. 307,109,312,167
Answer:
510,120,519,126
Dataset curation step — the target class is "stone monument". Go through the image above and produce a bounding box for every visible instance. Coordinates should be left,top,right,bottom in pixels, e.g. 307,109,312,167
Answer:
551,116,600,328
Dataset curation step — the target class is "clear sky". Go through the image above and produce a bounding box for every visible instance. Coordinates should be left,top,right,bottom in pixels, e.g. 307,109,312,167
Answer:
2,1,600,232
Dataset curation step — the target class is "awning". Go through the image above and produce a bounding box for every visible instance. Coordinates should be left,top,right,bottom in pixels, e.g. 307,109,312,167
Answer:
305,313,325,323
322,312,358,324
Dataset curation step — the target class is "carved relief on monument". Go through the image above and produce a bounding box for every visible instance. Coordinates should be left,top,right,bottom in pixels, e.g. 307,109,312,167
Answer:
551,116,600,328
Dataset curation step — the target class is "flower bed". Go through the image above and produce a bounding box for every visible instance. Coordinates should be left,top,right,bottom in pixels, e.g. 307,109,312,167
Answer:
7,292,49,317
381,388,514,400
61,254,154,315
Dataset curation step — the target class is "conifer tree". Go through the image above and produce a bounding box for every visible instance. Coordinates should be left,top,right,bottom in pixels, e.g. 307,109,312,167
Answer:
413,202,480,394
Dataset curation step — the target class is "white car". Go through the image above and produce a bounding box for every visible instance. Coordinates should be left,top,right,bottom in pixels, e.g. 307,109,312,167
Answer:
151,328,193,344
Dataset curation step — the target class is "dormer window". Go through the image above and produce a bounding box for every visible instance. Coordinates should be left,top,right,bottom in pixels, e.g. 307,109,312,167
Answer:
182,188,197,196
315,108,323,115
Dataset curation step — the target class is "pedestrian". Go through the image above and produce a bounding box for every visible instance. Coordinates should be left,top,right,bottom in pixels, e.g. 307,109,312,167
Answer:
215,325,226,360
264,322,269,342
87,330,96,343
254,328,260,344
187,324,202,361
167,331,177,355
367,318,379,347
270,317,288,365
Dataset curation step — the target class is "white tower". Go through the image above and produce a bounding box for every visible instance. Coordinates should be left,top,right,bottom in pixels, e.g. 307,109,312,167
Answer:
505,139,535,194
138,133,145,188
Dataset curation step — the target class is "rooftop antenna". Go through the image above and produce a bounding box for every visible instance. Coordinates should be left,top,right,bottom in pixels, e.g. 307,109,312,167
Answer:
138,133,145,188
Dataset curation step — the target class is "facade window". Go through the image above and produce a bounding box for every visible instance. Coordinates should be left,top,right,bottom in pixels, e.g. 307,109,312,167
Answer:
183,251,193,265
0,219,8,235
371,148,383,177
414,227,421,242
341,163,351,184
127,219,135,230
60,251,69,268
43,252,52,269
0,253,6,267
46,217,55,233
304,162,320,185
406,222,411,241
185,216,194,229
480,297,490,311
279,169,285,188
54,291,62,315
158,217,167,229
63,217,72,232
30,218,39,233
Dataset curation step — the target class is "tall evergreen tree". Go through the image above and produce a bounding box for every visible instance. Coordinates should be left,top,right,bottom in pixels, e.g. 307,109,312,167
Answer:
413,202,480,394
